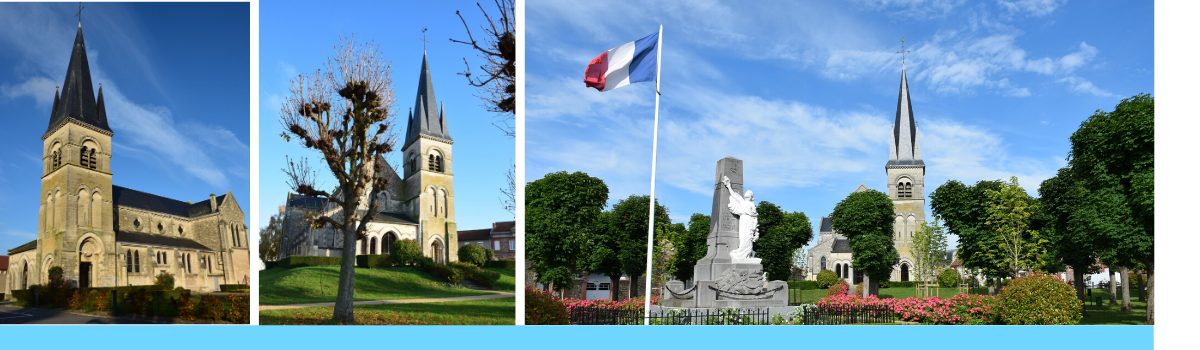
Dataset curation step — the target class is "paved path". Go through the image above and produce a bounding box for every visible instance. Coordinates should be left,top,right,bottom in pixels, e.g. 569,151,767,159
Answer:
259,292,516,311
0,304,144,324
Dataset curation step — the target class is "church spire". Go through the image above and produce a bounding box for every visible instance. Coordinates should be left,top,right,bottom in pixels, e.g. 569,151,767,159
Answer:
44,22,111,139
887,66,923,167
405,51,451,146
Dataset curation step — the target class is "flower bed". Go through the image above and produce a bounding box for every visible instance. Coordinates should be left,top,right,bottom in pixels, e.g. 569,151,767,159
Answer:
817,293,998,325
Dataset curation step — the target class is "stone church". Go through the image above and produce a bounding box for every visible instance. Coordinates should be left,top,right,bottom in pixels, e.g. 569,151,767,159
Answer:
277,51,458,263
4,23,250,298
807,65,925,283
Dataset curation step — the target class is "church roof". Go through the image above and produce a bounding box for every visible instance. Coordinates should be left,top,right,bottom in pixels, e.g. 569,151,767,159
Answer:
8,240,37,255
887,68,923,168
831,239,853,253
404,52,451,147
113,185,226,218
286,193,328,211
45,24,112,139
0,255,8,271
116,230,214,251
819,216,832,233
374,211,417,225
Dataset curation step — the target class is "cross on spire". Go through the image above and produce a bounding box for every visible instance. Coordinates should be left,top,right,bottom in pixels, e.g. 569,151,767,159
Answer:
76,2,84,26
419,28,429,52
896,37,910,70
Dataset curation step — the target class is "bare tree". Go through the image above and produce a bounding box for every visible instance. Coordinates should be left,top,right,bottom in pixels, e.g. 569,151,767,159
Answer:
500,159,515,215
452,0,515,137
279,36,397,324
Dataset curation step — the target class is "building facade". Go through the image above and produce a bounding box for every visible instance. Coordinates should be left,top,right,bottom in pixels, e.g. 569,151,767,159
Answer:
5,23,249,298
457,221,517,260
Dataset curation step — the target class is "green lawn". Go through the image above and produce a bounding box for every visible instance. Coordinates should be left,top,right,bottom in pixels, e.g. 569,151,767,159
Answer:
1078,288,1149,325
483,267,516,292
259,298,516,325
259,266,494,305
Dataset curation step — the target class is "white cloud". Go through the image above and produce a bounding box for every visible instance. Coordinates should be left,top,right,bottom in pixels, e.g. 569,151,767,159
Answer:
854,0,968,19
1,76,57,107
1057,76,1116,97
997,0,1067,17
920,117,1055,190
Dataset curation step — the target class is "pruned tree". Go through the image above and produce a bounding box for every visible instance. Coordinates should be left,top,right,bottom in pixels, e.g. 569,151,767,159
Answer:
526,171,608,295
453,0,515,136
258,212,284,266
278,36,397,324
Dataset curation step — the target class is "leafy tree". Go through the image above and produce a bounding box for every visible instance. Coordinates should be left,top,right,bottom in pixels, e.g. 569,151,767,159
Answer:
458,244,487,266
652,222,682,299
791,248,807,280
526,171,608,294
753,201,813,282
668,213,709,282
984,176,1046,277
1066,93,1154,323
816,269,838,289
610,195,670,300
912,219,949,283
279,37,397,323
390,239,423,266
258,212,284,265
1037,166,1100,314
584,211,624,301
936,268,959,288
830,189,898,296
930,179,1009,289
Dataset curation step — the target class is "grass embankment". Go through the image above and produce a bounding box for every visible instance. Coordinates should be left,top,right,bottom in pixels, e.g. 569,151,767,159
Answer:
259,298,516,325
483,267,516,292
259,266,497,305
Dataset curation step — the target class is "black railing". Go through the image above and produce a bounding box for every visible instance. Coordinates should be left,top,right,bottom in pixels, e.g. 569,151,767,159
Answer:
569,307,775,325
797,304,897,325
788,288,805,306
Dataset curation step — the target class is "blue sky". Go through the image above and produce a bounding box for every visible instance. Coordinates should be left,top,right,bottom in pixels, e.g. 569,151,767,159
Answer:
525,0,1153,251
0,3,250,253
259,0,517,239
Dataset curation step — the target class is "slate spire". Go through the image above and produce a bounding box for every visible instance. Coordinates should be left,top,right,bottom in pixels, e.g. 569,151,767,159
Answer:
45,23,112,138
887,67,923,167
404,52,451,145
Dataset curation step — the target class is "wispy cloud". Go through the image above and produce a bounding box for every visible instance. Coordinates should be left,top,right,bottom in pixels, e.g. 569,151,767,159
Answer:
920,117,1056,191
0,76,57,107
1057,75,1116,98
997,0,1068,17
853,0,968,19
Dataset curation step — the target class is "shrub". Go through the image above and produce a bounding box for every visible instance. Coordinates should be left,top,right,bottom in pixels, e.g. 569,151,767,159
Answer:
198,295,225,320
887,281,918,288
458,244,487,266
69,290,86,310
90,289,110,312
123,289,153,316
265,261,278,269
484,259,516,269
938,269,960,288
484,248,495,261
855,283,864,297
449,262,501,288
996,272,1082,325
154,273,175,290
816,270,838,289
219,284,249,292
225,294,250,323
787,280,819,289
418,257,463,284
390,239,423,266
279,256,342,268
172,291,197,320
356,254,393,268
525,287,569,325
827,280,849,298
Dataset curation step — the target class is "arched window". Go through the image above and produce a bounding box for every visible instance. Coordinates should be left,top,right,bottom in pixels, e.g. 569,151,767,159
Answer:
835,263,842,278
901,263,910,282
370,237,377,254
439,189,448,218
428,154,436,171
842,264,849,279
78,189,89,228
187,254,192,273
53,150,61,168
382,232,397,254
88,149,97,169
134,251,140,273
360,239,366,254
126,250,133,272
435,155,443,172
820,257,827,271
80,146,89,166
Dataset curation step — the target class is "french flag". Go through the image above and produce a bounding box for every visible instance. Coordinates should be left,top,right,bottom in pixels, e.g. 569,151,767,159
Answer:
584,31,660,92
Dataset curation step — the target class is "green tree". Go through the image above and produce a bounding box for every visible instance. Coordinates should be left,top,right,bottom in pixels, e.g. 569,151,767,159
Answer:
1067,93,1154,322
911,219,949,283
610,195,670,300
753,202,812,282
652,222,683,299
584,211,625,301
526,171,609,295
279,37,397,323
984,176,1045,277
458,244,487,266
791,248,807,280
1037,167,1100,315
258,212,284,266
930,179,1009,289
830,189,897,296
668,213,709,282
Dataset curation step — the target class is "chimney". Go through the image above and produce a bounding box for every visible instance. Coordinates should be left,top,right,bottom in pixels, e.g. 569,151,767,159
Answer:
210,194,218,212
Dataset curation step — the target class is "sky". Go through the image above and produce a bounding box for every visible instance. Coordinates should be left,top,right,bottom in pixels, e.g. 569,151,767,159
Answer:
258,0,518,247
0,3,250,253
525,0,1153,253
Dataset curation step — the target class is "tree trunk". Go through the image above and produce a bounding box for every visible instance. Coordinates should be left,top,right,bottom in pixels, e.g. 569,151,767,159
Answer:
1120,266,1132,312
331,224,357,324
608,274,622,301
1073,267,1088,317
1145,262,1154,324
1136,270,1145,302
1107,268,1117,306
629,275,639,300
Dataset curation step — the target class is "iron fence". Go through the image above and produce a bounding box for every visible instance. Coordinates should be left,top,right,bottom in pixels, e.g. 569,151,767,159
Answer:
569,307,775,325
796,304,897,325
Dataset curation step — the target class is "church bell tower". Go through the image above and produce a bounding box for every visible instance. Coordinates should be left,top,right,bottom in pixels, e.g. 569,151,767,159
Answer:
885,64,925,282
401,51,457,263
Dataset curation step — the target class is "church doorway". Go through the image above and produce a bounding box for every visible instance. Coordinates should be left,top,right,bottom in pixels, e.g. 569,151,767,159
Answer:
79,262,92,288
22,262,28,289
431,239,445,264
900,263,910,282
79,237,99,288
381,232,397,254
370,237,377,254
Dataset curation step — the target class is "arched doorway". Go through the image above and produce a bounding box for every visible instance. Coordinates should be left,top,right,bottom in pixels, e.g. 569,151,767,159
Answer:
835,263,842,278
78,238,99,288
900,263,910,282
381,232,397,255
370,237,377,254
22,261,29,289
431,239,445,264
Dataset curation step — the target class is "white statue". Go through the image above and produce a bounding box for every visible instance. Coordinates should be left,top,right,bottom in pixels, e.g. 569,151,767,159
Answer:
723,176,761,264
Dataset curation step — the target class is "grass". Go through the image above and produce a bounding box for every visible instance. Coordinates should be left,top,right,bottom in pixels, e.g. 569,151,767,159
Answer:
483,267,516,292
1078,288,1149,325
259,266,495,305
259,298,516,325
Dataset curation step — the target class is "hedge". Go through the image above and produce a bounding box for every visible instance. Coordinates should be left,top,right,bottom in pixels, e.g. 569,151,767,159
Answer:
264,261,279,269
484,259,516,269
787,280,820,289
418,257,463,284
390,239,423,266
279,255,342,268
219,284,250,292
458,244,487,266
449,262,501,289
356,254,393,268
887,281,918,288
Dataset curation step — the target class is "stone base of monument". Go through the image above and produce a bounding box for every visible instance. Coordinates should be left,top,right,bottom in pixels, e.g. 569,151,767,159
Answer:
662,264,788,308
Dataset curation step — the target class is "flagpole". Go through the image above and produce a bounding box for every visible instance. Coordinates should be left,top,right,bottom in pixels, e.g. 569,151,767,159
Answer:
643,24,663,325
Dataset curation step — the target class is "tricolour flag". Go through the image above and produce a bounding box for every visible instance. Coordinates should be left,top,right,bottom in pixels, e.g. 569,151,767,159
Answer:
584,31,660,91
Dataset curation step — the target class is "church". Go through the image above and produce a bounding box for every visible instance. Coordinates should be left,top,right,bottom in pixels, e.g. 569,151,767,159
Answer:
277,51,459,263
806,65,926,284
4,22,250,298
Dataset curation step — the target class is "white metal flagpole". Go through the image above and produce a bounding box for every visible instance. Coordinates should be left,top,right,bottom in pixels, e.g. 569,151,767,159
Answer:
643,24,663,325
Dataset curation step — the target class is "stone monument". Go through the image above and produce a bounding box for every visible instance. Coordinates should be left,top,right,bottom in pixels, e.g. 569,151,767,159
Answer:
661,157,788,308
